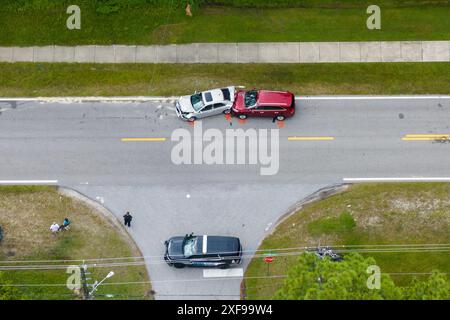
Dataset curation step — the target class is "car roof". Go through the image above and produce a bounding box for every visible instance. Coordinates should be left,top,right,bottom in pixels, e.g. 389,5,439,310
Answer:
201,235,240,254
257,90,293,107
202,88,232,104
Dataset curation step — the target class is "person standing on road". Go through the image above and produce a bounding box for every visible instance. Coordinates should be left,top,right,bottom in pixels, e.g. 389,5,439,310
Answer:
123,212,133,228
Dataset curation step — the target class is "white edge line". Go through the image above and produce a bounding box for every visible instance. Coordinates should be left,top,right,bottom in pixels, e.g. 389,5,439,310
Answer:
343,177,450,182
0,97,178,103
299,95,450,100
0,180,59,185
0,95,450,103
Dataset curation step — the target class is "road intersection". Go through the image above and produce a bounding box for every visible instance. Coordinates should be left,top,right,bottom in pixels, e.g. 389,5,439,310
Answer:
0,96,449,299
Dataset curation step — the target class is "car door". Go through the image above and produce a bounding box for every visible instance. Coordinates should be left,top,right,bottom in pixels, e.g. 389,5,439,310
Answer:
189,255,208,267
268,106,285,117
212,102,229,115
198,104,215,118
255,106,285,117
252,106,270,117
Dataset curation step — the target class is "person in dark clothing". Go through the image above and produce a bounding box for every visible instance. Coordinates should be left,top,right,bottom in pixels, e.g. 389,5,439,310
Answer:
123,212,133,228
59,218,71,231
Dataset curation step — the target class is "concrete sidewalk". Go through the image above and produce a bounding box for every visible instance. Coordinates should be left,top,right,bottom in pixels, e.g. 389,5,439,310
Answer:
0,41,449,64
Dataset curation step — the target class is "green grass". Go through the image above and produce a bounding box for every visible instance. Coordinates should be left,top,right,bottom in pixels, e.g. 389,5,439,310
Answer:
0,62,449,97
0,2,449,45
0,186,152,300
307,211,356,236
243,183,450,300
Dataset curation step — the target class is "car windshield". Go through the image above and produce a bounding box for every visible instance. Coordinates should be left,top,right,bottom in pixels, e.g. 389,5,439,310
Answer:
183,236,197,257
190,93,205,111
244,90,258,108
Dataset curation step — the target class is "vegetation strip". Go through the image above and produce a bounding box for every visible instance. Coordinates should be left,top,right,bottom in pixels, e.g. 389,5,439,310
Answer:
0,186,152,300
1,1,449,45
243,183,450,299
1,62,449,97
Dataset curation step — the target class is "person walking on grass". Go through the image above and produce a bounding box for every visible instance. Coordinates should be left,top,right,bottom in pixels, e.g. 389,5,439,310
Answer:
123,212,133,228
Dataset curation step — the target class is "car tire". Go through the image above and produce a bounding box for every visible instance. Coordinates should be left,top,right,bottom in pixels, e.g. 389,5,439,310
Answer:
276,115,285,121
219,263,230,270
223,109,231,115
174,263,185,269
238,114,247,120
187,117,196,122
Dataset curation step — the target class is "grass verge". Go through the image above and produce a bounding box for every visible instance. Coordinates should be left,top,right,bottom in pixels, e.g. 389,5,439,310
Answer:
0,62,449,97
0,2,449,45
0,186,152,300
243,183,450,300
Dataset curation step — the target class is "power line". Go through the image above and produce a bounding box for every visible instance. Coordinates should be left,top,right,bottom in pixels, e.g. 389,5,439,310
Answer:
1,249,449,270
1,245,449,271
1,243,449,266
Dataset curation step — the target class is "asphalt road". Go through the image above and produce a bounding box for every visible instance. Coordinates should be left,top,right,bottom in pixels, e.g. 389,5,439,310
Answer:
0,97,449,299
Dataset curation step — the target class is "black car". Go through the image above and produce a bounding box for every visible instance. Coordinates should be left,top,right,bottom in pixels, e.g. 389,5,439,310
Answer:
164,234,243,269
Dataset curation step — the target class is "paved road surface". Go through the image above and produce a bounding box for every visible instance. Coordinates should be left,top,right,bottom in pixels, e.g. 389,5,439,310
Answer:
0,97,449,299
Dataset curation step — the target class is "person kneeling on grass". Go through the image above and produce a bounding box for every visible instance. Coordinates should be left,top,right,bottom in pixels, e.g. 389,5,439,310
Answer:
59,218,71,231
50,222,60,236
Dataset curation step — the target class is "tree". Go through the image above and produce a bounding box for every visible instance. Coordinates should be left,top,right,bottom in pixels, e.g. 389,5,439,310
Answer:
273,253,448,300
403,271,449,300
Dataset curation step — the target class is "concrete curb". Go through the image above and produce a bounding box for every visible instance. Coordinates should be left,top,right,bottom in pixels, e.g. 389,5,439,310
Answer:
271,184,351,236
0,96,178,103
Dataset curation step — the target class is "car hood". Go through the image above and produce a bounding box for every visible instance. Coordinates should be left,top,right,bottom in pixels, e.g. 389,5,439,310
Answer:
166,236,184,257
177,96,196,113
233,91,249,111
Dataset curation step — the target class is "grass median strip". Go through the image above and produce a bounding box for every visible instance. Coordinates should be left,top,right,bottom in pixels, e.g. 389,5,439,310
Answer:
1,62,449,97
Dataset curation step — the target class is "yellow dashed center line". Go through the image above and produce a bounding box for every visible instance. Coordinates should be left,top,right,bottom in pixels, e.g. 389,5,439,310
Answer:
121,138,167,142
402,134,449,141
288,136,335,141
